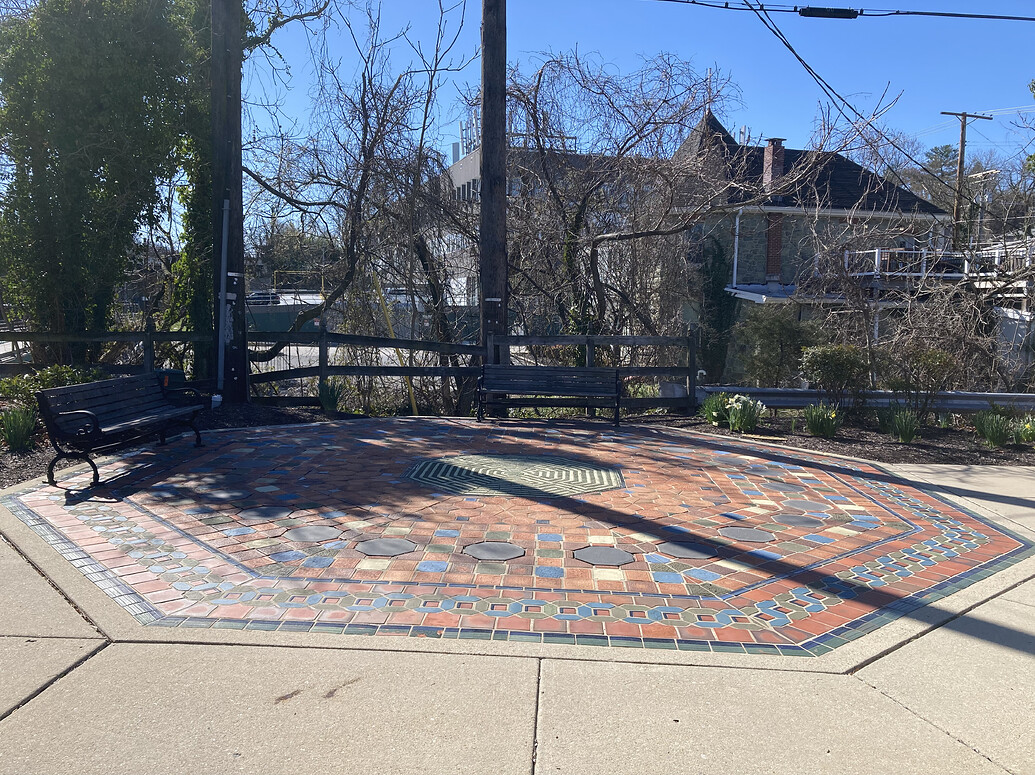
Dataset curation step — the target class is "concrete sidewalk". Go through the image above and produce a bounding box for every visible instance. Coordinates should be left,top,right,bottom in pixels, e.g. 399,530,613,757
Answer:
1,456,1033,774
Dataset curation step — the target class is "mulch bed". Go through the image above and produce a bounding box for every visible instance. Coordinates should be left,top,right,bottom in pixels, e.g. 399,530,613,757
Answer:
2,404,1032,491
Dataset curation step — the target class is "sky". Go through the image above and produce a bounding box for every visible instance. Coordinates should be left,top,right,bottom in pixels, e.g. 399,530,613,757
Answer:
255,0,1035,167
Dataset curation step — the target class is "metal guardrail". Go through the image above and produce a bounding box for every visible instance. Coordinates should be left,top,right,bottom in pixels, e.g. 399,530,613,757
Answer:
698,385,1035,412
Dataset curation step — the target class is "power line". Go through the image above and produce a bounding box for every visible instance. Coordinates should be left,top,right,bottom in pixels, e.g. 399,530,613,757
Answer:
648,1,1035,23
739,0,966,202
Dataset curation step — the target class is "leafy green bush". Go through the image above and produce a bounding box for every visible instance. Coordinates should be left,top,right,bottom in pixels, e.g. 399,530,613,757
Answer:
1013,415,1035,444
0,365,106,409
0,406,37,452
735,305,820,387
726,394,766,433
700,392,731,427
802,402,843,438
890,409,920,443
974,410,1012,448
801,344,869,407
317,378,348,413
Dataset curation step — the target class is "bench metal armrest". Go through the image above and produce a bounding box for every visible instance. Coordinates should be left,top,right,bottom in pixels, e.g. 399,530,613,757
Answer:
163,387,203,406
53,409,101,438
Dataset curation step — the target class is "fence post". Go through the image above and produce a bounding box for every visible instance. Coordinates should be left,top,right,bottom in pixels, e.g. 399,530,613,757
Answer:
688,330,697,413
586,337,596,418
318,317,328,393
143,318,155,374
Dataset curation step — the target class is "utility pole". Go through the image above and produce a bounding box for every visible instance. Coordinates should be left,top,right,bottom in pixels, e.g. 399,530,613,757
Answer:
479,0,508,358
941,110,992,251
211,0,248,402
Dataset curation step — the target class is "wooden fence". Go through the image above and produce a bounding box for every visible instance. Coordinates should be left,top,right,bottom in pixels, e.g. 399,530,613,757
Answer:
0,329,699,413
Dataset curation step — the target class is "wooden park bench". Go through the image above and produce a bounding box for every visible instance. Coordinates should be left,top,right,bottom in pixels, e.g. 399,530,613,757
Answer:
477,364,622,426
36,373,205,486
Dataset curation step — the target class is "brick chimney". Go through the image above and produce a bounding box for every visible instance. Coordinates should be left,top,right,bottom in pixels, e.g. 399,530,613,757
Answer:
763,137,785,190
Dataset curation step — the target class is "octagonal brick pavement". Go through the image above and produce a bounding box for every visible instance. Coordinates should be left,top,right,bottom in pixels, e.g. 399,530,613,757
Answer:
3,418,1032,657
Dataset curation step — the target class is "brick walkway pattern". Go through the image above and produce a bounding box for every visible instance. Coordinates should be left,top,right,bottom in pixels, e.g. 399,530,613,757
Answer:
5,418,1031,656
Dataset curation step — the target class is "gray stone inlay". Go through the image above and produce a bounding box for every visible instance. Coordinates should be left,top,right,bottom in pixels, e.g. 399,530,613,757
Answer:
772,513,825,529
573,546,635,567
238,506,294,521
760,482,805,493
656,541,716,559
462,542,525,561
355,538,417,557
406,454,624,498
783,499,832,512
204,489,252,501
283,526,342,543
718,526,776,543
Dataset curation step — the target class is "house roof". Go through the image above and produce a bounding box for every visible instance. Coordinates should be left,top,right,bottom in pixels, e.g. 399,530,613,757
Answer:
681,112,946,217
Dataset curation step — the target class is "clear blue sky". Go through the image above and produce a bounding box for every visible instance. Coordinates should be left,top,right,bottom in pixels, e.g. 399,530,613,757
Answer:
259,0,1035,164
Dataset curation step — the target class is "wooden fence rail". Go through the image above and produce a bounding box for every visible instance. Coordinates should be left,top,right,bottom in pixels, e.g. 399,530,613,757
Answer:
1,329,701,414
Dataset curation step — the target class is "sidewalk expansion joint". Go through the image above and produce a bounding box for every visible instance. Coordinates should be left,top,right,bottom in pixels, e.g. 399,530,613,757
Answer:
0,640,110,725
846,568,1035,675
530,658,542,775
853,676,1015,774
0,532,105,638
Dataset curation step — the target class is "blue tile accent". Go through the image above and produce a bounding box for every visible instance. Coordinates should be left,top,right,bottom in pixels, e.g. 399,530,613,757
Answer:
269,550,306,562
804,533,835,544
417,561,448,572
434,529,460,537
222,527,255,536
652,572,684,583
685,568,721,582
301,556,334,568
535,566,565,578
537,533,563,542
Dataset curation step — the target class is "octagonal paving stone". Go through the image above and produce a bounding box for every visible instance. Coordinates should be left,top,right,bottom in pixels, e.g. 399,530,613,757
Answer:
463,542,525,561
355,538,417,557
718,526,777,543
283,526,342,543
3,417,1033,658
573,546,636,567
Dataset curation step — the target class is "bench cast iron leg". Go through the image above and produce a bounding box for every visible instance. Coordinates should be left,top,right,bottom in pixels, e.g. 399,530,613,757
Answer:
47,451,99,487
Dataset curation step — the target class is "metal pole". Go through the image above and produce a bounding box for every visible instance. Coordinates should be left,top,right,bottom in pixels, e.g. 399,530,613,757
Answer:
216,198,229,392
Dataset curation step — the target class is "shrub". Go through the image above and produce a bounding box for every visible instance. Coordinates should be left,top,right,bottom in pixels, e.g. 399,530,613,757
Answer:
801,344,869,407
974,410,1012,448
0,406,37,452
1014,415,1035,444
0,365,106,410
803,402,843,438
317,378,348,413
735,305,820,387
890,409,920,443
700,392,731,427
726,394,766,433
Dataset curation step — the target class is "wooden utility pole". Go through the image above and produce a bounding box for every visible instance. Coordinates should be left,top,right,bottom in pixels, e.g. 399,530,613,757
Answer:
211,0,249,402
479,0,508,357
941,110,992,251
